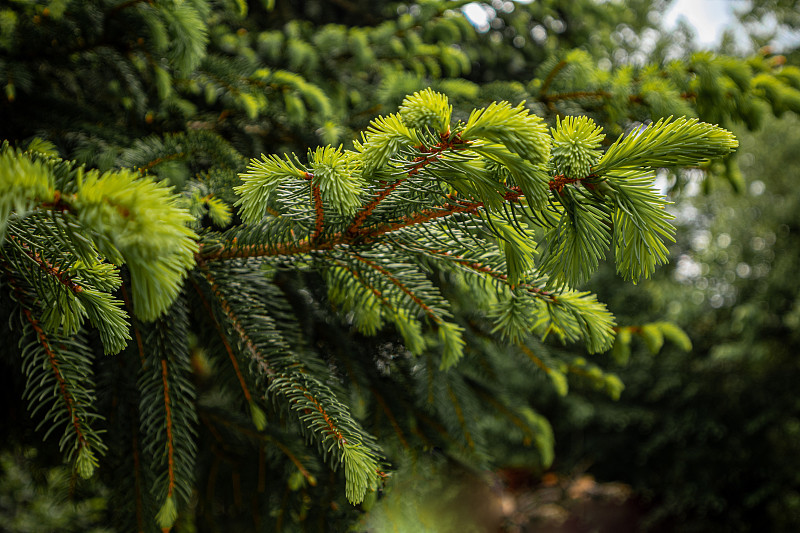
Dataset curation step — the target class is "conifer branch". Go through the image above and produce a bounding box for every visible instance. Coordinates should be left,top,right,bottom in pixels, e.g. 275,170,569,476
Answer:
346,178,408,236
351,253,442,324
198,265,274,376
540,60,567,98
473,388,536,445
541,90,610,103
160,358,177,502
548,175,586,194
363,199,483,240
138,302,197,530
519,343,550,373
196,264,383,503
326,258,394,312
191,278,255,405
7,235,84,293
199,411,317,484
396,243,556,301
136,152,187,175
2,262,105,478
446,383,475,449
370,387,410,450
22,304,89,449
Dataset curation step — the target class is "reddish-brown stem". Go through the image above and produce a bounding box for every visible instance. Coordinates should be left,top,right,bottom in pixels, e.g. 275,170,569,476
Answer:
137,152,186,174
198,264,349,446
407,132,468,177
351,254,441,323
548,174,584,194
539,60,567,98
399,245,555,301
294,385,347,443
346,178,407,236
39,190,74,213
191,279,253,404
328,258,393,311
0,262,89,452
161,358,176,498
345,133,468,236
310,184,324,242
363,200,483,241
24,306,88,448
198,264,274,377
9,236,83,293
371,387,410,450
518,343,551,373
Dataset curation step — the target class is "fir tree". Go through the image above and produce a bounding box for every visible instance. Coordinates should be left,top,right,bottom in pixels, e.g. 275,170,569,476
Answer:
1,1,799,531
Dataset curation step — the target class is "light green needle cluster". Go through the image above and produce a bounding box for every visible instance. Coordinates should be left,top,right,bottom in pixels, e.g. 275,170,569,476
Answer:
235,153,308,224
399,87,453,134
355,113,421,175
551,115,605,178
75,169,198,321
310,146,364,217
461,100,551,164
595,116,739,173
0,146,55,242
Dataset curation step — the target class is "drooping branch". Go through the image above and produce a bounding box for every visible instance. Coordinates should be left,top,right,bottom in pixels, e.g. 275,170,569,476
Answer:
191,279,255,405
395,243,557,301
7,235,84,293
1,265,89,451
196,264,355,450
350,252,444,325
197,264,275,378
160,358,177,500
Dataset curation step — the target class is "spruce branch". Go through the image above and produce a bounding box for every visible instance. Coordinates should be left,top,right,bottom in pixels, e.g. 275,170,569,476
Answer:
190,277,265,429
196,263,384,504
346,177,408,236
138,301,198,531
3,264,106,479
594,116,739,173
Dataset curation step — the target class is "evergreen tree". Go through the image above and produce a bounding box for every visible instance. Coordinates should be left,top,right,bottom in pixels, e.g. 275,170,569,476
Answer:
1,1,799,530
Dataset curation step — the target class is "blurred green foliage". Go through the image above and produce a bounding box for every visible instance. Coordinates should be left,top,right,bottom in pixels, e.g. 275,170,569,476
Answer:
544,113,800,531
0,447,112,533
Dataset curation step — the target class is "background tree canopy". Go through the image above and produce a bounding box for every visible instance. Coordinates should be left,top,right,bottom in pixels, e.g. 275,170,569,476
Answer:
1,0,799,531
